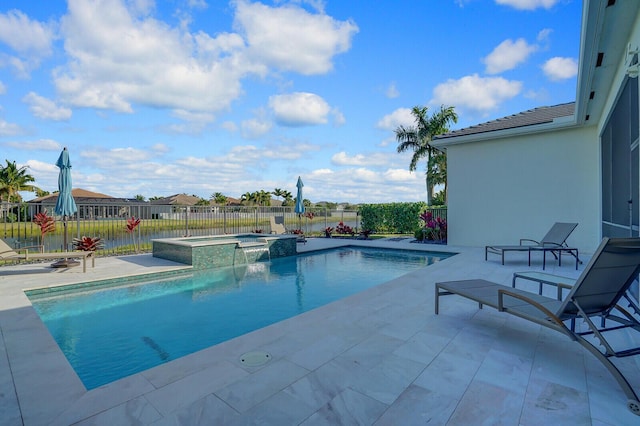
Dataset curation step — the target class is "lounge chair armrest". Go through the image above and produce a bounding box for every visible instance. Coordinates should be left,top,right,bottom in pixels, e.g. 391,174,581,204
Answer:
557,282,573,300
540,242,562,248
497,289,566,328
519,238,540,246
14,245,44,253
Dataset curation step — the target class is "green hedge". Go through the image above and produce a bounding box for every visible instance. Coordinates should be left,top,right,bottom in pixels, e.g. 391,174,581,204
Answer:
359,202,426,234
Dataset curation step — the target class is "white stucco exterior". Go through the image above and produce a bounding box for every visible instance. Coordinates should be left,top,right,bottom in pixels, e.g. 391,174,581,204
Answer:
445,125,599,252
435,2,640,255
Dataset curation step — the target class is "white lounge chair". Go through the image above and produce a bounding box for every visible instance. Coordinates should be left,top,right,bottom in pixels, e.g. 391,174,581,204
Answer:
1,239,95,272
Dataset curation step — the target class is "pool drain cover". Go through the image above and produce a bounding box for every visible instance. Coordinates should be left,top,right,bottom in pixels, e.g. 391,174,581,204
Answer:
239,351,272,367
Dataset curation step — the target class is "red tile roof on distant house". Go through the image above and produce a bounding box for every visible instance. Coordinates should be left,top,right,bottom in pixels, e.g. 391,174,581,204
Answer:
29,188,113,203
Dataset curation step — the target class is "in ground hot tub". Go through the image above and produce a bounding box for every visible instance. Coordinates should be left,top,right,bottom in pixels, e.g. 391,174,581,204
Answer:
152,233,297,269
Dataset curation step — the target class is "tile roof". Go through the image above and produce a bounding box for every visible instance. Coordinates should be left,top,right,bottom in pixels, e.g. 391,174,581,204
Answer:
434,102,576,140
149,193,203,205
29,188,113,203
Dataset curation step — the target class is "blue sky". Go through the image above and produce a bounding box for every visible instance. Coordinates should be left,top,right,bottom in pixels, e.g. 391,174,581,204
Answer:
0,0,581,203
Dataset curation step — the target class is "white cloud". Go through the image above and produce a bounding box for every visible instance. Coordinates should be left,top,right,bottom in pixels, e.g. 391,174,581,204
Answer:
234,0,358,75
331,108,345,126
383,168,416,182
171,109,215,124
483,38,537,74
0,81,5,95
287,0,326,13
80,146,158,166
269,92,330,126
386,82,399,98
0,10,55,76
167,109,215,134
22,92,72,121
151,143,170,153
331,151,391,167
3,138,61,151
376,108,414,131
52,0,357,117
537,28,552,43
187,0,208,10
542,57,578,81
0,118,22,136
304,166,424,202
431,74,522,113
495,0,560,10
221,121,238,132
0,10,54,54
55,0,248,113
241,118,272,139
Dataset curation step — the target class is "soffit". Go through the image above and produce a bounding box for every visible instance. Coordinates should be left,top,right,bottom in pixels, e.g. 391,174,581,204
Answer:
576,0,640,125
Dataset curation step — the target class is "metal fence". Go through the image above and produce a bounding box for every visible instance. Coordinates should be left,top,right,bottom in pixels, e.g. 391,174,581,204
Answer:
1,202,361,256
426,207,448,222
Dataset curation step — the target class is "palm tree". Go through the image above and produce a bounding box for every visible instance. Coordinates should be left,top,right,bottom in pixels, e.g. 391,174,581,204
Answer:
273,188,285,200
256,190,272,206
0,160,41,202
240,192,255,205
282,190,293,206
211,192,228,205
428,151,447,203
395,105,457,205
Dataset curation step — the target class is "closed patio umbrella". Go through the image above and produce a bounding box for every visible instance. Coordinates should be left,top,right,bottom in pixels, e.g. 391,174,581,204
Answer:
52,147,79,268
295,176,305,231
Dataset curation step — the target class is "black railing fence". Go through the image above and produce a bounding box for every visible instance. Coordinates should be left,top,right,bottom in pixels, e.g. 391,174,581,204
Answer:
1,203,364,256
426,207,448,222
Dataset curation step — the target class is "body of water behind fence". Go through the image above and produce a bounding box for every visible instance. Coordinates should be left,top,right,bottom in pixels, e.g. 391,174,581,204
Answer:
1,202,447,257
1,203,361,256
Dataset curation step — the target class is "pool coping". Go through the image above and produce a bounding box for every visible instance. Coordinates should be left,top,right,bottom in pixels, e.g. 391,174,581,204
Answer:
0,239,459,425
2,238,639,424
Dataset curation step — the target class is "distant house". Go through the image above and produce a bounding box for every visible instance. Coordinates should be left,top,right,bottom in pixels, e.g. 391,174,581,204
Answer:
433,1,639,254
147,193,208,218
28,188,147,219
225,197,242,206
149,194,203,206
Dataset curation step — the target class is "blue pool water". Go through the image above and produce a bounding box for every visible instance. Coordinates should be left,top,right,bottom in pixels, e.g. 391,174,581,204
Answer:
27,246,452,389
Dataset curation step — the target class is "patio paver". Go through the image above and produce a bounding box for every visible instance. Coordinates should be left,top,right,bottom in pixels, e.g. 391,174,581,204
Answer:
1,238,639,425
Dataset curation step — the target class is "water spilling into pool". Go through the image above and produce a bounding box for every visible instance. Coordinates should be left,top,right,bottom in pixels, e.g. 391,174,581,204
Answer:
27,246,453,389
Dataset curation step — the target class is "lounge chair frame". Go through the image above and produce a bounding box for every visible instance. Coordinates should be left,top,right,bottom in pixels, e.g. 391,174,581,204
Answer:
485,222,581,266
269,216,306,243
1,240,95,273
437,237,640,415
269,216,287,235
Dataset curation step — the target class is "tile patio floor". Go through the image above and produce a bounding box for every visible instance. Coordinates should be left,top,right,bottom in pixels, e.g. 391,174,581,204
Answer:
1,238,639,425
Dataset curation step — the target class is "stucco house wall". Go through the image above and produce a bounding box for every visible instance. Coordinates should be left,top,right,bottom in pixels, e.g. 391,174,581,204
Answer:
446,124,600,252
435,2,640,255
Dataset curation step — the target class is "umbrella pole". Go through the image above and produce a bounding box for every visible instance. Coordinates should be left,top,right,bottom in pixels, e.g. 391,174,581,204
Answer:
52,216,80,268
63,216,68,251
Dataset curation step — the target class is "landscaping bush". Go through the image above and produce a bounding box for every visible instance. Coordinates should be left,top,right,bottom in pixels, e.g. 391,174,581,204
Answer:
360,202,426,234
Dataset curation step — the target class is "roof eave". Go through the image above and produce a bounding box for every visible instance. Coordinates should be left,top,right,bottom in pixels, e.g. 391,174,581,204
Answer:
432,117,579,148
575,1,640,125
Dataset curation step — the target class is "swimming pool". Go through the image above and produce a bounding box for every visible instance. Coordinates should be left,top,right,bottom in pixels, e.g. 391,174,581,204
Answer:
27,246,453,389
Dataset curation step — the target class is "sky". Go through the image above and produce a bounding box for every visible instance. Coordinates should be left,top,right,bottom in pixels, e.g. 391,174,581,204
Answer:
0,0,582,204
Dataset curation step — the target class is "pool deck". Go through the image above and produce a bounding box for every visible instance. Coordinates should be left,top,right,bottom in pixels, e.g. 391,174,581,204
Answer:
1,238,639,425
